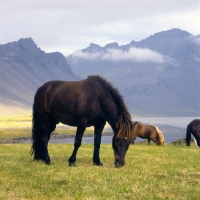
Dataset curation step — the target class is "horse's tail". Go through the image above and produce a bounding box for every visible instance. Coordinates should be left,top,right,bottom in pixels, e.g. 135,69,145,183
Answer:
186,124,191,146
30,104,44,160
151,124,166,145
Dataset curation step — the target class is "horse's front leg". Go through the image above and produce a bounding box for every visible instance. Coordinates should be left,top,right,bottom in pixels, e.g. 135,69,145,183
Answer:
68,119,86,166
93,121,106,166
194,136,200,147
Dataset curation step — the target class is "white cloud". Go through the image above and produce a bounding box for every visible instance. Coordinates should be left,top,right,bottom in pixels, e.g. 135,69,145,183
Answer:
72,50,103,60
72,47,164,63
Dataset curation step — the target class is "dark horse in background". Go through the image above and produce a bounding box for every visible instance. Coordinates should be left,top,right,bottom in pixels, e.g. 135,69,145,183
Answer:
31,75,137,167
186,119,200,147
132,122,166,145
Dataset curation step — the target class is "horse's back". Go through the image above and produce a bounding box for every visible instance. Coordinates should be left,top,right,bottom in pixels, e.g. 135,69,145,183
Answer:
136,122,155,138
35,78,106,99
36,79,92,104
190,119,200,126
34,80,77,108
190,119,200,133
33,77,112,125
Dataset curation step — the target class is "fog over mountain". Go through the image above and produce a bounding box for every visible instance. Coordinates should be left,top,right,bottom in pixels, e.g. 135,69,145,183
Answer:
67,29,200,116
0,38,79,115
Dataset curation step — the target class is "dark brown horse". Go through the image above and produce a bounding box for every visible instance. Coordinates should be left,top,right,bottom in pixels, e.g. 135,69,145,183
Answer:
132,122,166,145
31,75,137,167
186,119,200,147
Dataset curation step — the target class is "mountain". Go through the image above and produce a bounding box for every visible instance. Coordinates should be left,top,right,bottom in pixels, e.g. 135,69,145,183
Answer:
67,29,200,116
0,38,80,116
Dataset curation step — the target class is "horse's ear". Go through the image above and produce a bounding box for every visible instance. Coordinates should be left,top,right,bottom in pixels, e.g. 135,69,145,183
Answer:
132,121,137,126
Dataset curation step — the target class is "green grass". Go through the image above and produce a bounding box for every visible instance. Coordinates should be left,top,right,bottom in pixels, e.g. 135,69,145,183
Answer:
0,127,98,140
0,115,199,199
0,115,31,139
0,143,199,199
0,115,109,140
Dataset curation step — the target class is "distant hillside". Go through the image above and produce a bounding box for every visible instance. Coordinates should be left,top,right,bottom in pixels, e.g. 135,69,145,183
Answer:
67,29,200,116
0,38,79,116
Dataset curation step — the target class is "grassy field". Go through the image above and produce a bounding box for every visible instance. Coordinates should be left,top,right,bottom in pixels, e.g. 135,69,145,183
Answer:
0,143,199,199
0,115,109,140
0,116,199,199
0,115,32,139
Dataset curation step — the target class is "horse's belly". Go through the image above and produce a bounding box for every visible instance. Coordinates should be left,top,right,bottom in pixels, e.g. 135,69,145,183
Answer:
50,111,78,126
56,117,78,127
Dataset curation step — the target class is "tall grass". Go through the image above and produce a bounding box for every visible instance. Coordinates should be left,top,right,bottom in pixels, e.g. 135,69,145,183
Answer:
0,143,199,199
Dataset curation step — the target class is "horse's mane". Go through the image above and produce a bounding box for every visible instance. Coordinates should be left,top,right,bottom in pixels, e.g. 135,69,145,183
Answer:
87,75,134,141
150,124,165,141
87,75,131,120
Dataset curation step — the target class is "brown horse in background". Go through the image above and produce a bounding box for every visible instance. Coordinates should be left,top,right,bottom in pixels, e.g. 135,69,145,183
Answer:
31,75,137,167
186,119,200,147
132,121,166,145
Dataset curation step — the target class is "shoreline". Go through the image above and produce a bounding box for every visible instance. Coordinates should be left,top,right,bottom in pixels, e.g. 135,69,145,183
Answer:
0,124,187,144
0,132,112,144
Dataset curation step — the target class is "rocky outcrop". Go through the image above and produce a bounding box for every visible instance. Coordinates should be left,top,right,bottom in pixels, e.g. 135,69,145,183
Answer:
0,38,80,115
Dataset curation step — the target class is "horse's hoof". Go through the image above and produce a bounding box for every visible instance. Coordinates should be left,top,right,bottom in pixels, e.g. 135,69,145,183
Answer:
45,159,51,165
114,162,123,168
94,162,103,166
69,162,76,167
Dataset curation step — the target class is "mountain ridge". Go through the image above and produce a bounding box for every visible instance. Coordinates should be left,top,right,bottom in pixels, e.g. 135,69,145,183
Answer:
0,29,199,116
0,38,79,116
67,28,200,116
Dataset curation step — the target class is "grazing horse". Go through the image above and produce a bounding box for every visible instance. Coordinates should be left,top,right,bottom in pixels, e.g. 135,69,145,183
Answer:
186,119,200,147
31,75,137,167
132,121,166,145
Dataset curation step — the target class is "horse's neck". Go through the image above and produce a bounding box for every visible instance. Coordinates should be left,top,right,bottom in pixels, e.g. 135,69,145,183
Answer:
137,122,144,132
150,124,156,129
102,104,121,134
107,118,118,134
107,115,130,135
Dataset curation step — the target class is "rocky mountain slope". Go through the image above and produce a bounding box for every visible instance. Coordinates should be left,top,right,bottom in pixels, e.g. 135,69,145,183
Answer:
1,29,199,116
0,38,79,115
67,29,200,116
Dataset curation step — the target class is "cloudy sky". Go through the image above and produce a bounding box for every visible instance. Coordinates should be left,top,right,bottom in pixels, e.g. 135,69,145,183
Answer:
0,0,199,56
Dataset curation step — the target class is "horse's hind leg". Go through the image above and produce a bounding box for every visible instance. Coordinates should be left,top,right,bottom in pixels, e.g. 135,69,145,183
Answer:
40,114,56,165
148,139,150,145
193,137,198,147
68,119,87,166
93,121,106,166
196,138,200,147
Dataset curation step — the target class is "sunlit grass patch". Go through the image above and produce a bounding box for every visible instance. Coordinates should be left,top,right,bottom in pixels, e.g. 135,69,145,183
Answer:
0,115,110,140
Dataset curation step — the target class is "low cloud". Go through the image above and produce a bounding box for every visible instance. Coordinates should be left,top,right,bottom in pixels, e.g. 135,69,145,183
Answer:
72,47,164,63
193,37,200,45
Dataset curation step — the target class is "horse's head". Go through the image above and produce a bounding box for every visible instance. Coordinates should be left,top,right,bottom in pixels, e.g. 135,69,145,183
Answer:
157,139,166,146
156,127,166,146
112,135,131,167
112,119,137,167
